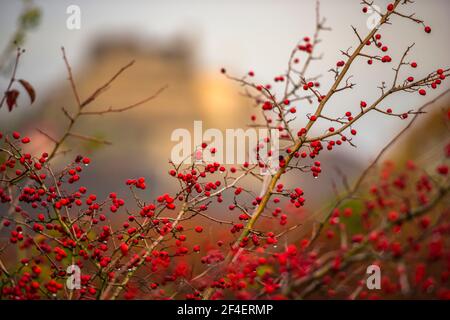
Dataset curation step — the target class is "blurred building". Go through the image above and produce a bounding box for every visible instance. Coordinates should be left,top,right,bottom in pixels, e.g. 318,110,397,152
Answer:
12,34,408,214
31,35,252,198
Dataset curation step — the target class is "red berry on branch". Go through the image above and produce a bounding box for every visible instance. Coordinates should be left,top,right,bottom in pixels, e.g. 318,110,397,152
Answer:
120,243,128,255
437,165,448,175
381,55,392,63
21,137,30,144
388,211,399,222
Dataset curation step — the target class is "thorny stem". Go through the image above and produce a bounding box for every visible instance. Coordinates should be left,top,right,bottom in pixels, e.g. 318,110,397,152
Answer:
46,47,167,161
293,185,449,298
201,0,414,299
1,46,167,299
1,0,447,301
308,88,450,248
101,204,188,300
0,48,22,110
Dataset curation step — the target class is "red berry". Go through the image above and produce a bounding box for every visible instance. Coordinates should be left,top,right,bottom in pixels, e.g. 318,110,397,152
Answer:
382,55,392,63
420,216,431,229
120,243,129,255
388,211,399,222
21,137,30,144
437,165,448,175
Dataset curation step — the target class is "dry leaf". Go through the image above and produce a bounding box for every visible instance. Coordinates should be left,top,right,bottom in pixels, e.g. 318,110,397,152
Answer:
6,89,20,112
18,79,36,104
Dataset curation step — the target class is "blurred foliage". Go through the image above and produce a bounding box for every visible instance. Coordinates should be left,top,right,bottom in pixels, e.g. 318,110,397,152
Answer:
256,265,273,278
0,0,41,71
19,4,41,30
339,200,365,234
81,132,109,152
12,5,41,46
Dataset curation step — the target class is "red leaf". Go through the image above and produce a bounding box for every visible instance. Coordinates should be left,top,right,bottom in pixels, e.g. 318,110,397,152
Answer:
18,79,36,104
6,89,20,112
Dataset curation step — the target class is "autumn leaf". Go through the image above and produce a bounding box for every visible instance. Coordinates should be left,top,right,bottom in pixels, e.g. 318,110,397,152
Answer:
6,89,20,112
18,79,36,104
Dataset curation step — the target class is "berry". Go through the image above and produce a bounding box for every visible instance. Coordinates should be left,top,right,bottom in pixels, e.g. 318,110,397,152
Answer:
21,137,30,144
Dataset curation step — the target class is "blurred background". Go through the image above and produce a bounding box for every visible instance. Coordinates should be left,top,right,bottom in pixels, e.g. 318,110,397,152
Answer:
0,0,449,213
